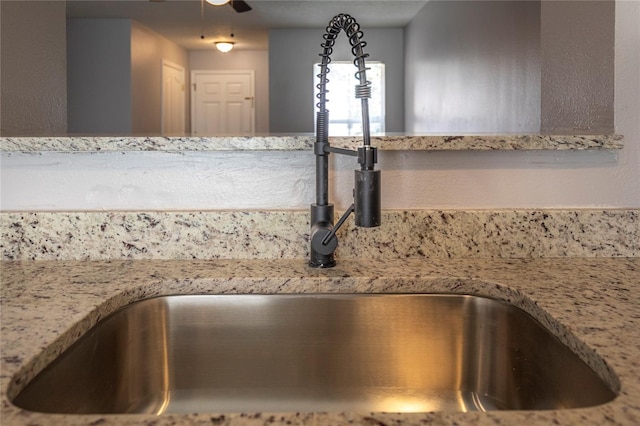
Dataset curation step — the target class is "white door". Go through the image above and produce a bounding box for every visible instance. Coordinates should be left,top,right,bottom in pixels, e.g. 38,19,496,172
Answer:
191,70,255,135
162,60,186,135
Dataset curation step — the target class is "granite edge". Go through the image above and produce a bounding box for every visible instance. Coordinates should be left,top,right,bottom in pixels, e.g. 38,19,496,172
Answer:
0,134,624,152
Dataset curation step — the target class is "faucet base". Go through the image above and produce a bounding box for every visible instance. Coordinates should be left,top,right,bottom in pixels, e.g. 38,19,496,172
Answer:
308,258,337,269
309,203,337,268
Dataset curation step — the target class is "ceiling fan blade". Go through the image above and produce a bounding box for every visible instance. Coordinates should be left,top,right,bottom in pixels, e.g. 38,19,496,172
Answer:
230,0,252,13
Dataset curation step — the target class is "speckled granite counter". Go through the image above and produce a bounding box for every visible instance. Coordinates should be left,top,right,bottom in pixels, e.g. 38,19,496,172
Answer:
1,208,639,424
0,134,624,152
1,258,639,425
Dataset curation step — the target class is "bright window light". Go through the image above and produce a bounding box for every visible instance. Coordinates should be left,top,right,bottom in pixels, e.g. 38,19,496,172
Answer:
314,62,385,136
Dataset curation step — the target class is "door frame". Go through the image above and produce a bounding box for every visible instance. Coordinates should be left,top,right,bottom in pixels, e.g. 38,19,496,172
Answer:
161,59,186,135
190,69,256,135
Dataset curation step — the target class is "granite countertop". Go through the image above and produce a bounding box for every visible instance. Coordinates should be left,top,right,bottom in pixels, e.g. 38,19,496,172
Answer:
1,257,639,425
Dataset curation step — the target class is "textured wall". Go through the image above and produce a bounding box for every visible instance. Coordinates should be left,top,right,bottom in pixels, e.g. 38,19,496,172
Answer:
540,0,615,133
0,148,629,211
0,1,67,135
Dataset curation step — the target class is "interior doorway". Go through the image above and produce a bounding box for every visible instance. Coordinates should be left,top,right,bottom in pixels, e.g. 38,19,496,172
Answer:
161,60,186,135
191,70,255,136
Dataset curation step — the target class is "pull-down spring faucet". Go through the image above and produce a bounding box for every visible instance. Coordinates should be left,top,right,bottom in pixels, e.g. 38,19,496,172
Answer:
309,14,381,268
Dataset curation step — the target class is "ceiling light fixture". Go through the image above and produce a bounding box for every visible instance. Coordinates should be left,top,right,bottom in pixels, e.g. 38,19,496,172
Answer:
215,42,234,53
206,0,230,5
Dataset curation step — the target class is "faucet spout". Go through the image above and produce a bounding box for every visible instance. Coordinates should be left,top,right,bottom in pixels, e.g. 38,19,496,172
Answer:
309,14,381,268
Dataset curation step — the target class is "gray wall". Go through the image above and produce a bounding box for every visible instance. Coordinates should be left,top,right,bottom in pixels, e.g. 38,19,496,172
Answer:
67,19,190,135
269,28,404,134
67,19,132,134
1,1,67,135
404,0,615,134
131,22,190,134
404,0,541,133
540,0,614,133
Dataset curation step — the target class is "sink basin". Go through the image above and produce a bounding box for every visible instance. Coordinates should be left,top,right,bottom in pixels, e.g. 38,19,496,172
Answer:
12,294,615,414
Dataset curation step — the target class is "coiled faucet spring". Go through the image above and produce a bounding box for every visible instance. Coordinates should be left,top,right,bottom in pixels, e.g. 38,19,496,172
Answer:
316,13,372,146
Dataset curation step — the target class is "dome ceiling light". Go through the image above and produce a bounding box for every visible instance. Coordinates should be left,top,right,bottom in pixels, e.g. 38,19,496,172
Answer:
215,42,235,53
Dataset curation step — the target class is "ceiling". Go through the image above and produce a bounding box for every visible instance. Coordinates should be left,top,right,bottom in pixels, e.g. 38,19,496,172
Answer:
66,0,429,51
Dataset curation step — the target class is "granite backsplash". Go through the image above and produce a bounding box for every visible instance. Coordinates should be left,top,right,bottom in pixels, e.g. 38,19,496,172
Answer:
2,209,637,261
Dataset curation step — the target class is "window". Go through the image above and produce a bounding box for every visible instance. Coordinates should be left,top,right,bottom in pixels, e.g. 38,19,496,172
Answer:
314,62,385,136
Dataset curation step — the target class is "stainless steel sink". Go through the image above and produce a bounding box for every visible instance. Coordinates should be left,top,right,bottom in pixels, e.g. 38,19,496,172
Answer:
12,294,616,414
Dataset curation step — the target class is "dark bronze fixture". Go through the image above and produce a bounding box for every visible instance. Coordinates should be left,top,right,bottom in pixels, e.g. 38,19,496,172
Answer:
310,14,381,268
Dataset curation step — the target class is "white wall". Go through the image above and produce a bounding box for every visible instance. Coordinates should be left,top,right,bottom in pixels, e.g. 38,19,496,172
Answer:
0,1,67,135
1,1,638,211
190,50,269,134
612,0,640,207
